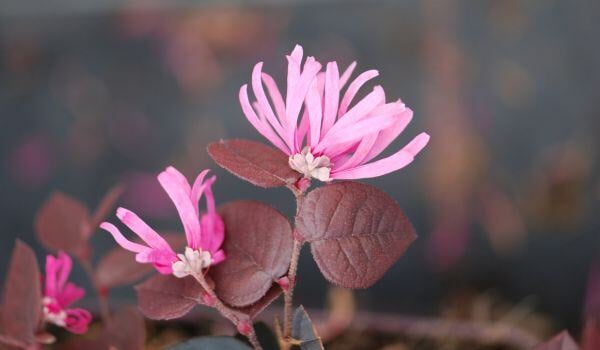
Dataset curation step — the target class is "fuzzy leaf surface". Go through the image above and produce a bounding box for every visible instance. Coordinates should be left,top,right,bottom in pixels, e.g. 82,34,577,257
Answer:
211,200,293,307
208,139,299,188
296,181,417,289
135,275,204,320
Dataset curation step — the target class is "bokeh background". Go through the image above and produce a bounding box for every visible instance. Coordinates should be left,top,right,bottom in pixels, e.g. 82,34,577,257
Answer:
1,0,598,341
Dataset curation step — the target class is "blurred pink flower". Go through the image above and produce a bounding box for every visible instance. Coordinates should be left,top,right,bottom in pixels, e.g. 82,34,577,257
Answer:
43,252,91,334
240,44,429,181
101,167,225,278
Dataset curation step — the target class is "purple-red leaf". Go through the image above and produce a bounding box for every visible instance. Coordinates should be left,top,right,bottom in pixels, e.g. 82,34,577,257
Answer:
234,284,283,320
211,200,293,307
106,307,146,350
533,331,580,350
0,240,42,346
135,275,204,320
208,139,299,188
96,232,185,290
35,192,91,253
296,182,417,289
90,184,124,232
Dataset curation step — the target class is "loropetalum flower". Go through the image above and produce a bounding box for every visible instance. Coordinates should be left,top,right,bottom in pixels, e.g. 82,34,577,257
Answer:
239,45,430,181
100,167,225,278
43,252,92,334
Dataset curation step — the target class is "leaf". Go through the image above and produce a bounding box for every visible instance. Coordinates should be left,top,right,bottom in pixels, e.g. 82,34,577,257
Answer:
0,240,42,346
135,274,204,320
35,192,91,253
235,284,283,320
296,181,417,289
211,200,293,307
208,139,299,188
291,306,323,350
168,336,252,350
106,307,146,350
583,319,600,350
90,184,124,231
96,232,186,289
533,331,580,350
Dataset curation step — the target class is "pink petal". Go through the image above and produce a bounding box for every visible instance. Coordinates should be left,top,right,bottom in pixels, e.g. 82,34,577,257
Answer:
320,113,396,155
115,208,172,251
164,166,192,196
136,249,177,268
44,255,59,298
56,282,85,308
338,69,379,117
100,222,149,253
239,85,290,154
201,212,225,254
64,308,92,334
261,73,287,127
305,79,323,146
321,62,340,137
158,170,201,249
339,61,357,88
334,133,378,172
295,109,310,151
331,132,430,180
364,106,413,163
252,63,285,140
190,169,211,209
211,249,226,266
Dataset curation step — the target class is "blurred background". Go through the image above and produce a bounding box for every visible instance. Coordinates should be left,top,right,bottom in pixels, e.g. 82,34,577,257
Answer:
0,0,598,343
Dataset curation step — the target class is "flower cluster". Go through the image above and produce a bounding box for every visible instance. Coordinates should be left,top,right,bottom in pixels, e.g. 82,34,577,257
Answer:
42,252,91,334
101,167,225,278
239,45,429,182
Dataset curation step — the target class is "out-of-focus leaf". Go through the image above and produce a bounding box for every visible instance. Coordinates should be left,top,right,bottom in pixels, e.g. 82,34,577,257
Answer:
0,240,42,346
583,319,600,350
135,275,204,320
295,182,417,289
291,306,323,350
208,139,299,188
89,184,124,231
167,336,251,350
106,307,146,350
533,331,580,350
96,232,185,289
235,284,283,320
35,192,91,253
212,201,292,307
253,322,280,350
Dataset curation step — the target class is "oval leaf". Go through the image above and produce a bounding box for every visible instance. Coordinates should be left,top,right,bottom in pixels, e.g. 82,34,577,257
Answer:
35,192,91,253
97,232,186,289
106,307,146,350
0,240,42,345
208,139,299,188
135,275,204,320
292,306,324,350
168,336,251,350
90,184,124,231
211,200,293,307
296,182,417,289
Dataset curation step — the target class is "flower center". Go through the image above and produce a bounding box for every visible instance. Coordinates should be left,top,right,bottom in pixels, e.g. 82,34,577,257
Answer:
288,146,331,182
42,297,67,327
171,247,213,278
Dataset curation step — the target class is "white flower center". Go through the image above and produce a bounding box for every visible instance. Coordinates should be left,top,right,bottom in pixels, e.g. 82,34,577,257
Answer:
172,247,213,278
289,146,331,182
42,297,67,327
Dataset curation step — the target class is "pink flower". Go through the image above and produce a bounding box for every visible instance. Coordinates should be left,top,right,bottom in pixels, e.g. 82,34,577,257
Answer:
100,167,225,278
240,44,430,181
42,252,91,334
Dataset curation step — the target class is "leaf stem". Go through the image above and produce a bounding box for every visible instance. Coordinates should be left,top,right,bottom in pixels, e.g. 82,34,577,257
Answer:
78,258,111,326
191,272,263,350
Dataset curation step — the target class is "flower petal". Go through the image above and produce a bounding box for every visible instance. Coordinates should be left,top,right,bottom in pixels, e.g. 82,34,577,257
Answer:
116,208,172,251
64,308,92,334
56,282,85,308
321,62,340,137
305,79,323,147
338,69,379,117
339,61,357,88
261,72,287,127
331,132,430,180
100,222,150,253
363,106,413,163
252,63,285,141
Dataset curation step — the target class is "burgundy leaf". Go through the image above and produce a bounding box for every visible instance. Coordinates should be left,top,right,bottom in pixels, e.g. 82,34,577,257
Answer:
35,192,91,253
89,184,124,232
296,182,417,289
0,240,42,346
211,200,293,307
208,139,299,188
106,307,146,350
583,319,600,350
533,331,580,350
234,284,283,320
135,275,204,320
96,232,185,290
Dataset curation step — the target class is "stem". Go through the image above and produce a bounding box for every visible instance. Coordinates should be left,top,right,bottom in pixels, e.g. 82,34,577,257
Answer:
78,258,111,325
191,272,263,350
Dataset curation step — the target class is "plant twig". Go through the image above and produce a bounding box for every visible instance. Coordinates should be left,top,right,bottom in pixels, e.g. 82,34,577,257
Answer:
191,272,263,350
78,258,111,325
